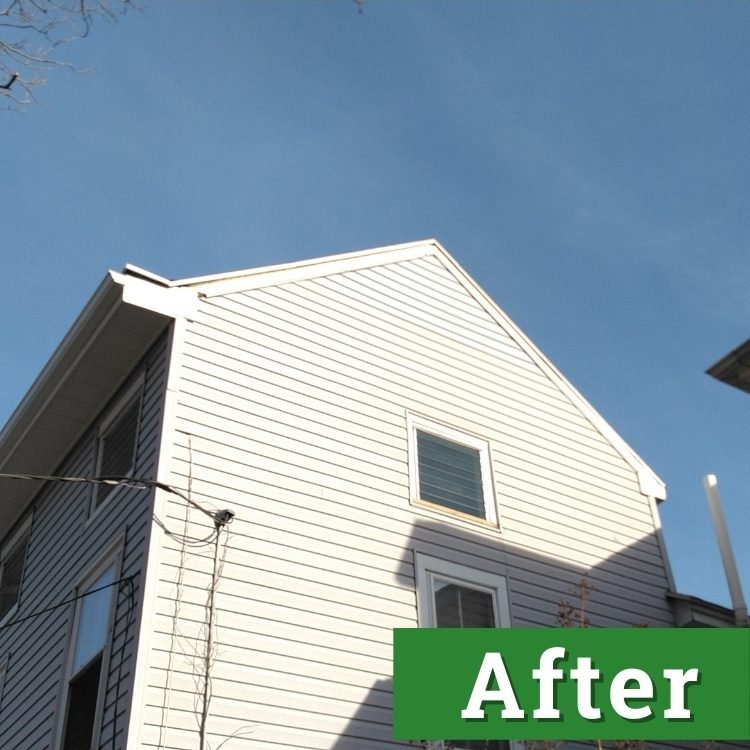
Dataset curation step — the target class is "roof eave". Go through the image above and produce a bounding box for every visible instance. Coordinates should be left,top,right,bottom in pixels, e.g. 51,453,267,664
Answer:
0,270,197,535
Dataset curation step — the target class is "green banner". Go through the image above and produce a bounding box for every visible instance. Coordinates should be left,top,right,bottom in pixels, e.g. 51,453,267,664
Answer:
393,628,750,741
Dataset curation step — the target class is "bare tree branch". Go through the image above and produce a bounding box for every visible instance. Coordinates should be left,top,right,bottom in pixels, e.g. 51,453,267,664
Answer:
0,0,134,110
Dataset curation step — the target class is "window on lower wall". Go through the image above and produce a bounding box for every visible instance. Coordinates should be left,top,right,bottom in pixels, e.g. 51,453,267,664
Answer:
407,415,497,524
0,522,31,624
60,562,117,750
92,382,143,513
415,553,512,750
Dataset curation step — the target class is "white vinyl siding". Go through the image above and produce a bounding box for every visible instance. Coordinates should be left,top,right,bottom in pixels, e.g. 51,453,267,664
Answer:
142,252,676,750
0,335,168,750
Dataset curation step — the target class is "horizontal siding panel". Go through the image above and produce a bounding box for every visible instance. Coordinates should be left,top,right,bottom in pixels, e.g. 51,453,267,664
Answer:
176,397,405,478
148,624,391,675
206,286,610,446
167,441,407,512
148,645,397,695
142,699,396,742
323,266,535,368
144,681,392,726
182,327,622,486
194,290,614,450
156,553,412,618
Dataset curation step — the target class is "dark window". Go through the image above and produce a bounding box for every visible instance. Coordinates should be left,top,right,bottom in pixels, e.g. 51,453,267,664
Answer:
61,565,116,750
61,654,103,750
95,396,141,509
0,528,30,621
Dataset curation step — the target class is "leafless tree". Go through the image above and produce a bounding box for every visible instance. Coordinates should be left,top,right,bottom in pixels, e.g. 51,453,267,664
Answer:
0,0,133,110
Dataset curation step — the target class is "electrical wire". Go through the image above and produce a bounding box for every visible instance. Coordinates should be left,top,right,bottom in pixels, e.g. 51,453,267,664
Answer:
110,572,136,750
0,472,216,519
0,574,136,633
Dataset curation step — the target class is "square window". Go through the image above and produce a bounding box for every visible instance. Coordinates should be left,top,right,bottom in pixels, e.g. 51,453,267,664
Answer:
408,415,496,524
415,554,513,750
0,524,30,623
92,387,142,511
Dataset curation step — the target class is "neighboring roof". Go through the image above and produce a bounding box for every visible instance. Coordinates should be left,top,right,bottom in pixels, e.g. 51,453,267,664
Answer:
707,336,750,395
667,591,744,628
0,239,666,534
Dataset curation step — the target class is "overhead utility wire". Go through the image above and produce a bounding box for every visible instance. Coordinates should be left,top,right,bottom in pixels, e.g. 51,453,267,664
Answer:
0,472,215,519
0,574,136,633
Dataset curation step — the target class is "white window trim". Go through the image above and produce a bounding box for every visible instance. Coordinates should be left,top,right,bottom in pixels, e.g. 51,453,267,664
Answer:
415,553,519,750
415,553,511,629
55,550,122,750
0,518,32,627
407,414,498,526
89,376,144,519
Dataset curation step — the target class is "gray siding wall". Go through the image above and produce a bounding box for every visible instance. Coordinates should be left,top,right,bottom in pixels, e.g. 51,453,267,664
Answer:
144,255,677,750
0,334,168,750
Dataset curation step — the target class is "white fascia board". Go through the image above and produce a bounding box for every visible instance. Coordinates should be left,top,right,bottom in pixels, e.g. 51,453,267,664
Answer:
110,271,198,319
177,239,439,297
122,264,175,287
433,247,667,501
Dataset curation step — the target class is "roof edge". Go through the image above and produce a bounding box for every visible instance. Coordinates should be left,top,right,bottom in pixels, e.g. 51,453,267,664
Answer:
173,239,441,295
0,271,196,476
0,273,120,462
434,249,667,501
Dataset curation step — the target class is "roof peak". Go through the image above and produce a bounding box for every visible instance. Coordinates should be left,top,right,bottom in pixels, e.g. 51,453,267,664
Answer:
169,238,445,292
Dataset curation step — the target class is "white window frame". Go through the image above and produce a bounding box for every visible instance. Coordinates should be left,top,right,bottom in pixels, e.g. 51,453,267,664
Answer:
0,518,31,627
90,377,144,518
415,553,511,629
55,551,121,750
415,553,518,750
407,414,498,525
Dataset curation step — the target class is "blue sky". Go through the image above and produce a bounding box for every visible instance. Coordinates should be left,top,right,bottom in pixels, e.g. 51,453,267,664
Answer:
1,1,748,608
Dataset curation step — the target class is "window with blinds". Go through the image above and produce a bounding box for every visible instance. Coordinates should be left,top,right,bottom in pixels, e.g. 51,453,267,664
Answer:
417,431,485,517
408,415,496,524
415,554,512,750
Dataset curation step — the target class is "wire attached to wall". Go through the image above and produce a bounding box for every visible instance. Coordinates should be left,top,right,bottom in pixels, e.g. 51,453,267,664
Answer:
1,450,237,748
199,511,233,750
0,472,216,520
0,574,136,633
